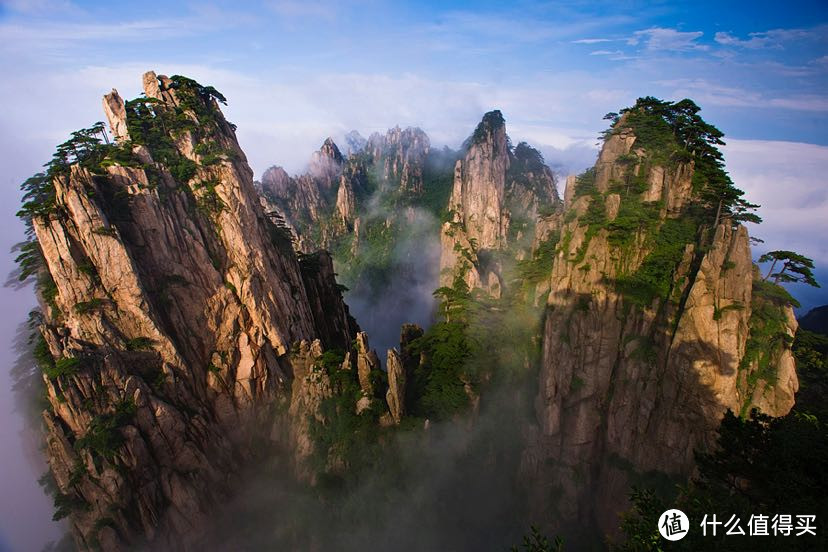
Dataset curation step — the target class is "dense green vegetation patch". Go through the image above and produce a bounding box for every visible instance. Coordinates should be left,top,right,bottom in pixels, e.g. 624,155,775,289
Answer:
619,406,828,551
738,281,796,414
517,231,561,285
333,216,400,291
74,298,105,314
614,218,697,308
74,399,136,463
125,337,155,351
607,96,760,227
308,348,386,482
52,491,89,521
407,320,472,420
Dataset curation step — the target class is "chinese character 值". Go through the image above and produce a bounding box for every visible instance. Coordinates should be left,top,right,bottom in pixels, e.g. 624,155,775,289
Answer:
748,514,769,536
662,512,687,537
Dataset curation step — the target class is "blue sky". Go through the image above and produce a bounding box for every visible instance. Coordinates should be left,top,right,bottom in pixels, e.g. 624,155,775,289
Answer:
1,1,827,161
0,1,826,549
4,0,823,299
2,1,827,151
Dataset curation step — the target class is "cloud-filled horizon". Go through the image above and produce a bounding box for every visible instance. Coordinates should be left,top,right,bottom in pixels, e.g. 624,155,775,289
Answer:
0,1,826,549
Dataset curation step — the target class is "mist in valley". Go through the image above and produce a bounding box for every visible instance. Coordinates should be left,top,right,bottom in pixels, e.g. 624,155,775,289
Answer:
200,144,555,551
339,206,442,361
203,371,539,552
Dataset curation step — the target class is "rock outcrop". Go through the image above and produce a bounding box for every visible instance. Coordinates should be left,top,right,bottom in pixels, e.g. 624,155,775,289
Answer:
445,111,511,254
343,130,367,155
101,89,128,141
257,125,433,254
365,126,430,194
440,110,560,295
385,349,406,424
520,113,798,536
33,72,359,551
256,148,338,251
355,331,380,396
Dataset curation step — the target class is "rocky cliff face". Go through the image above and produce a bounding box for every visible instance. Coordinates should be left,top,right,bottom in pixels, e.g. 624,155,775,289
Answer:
31,72,361,550
256,125,451,359
256,140,347,252
365,126,430,194
257,125,432,254
519,112,798,536
440,110,560,295
424,104,799,539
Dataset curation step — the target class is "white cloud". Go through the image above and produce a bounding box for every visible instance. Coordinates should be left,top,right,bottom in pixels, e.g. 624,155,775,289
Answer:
630,27,706,51
589,49,624,56
0,0,76,14
0,5,255,59
723,139,828,270
424,11,632,46
572,38,612,44
715,31,768,49
657,78,828,112
714,28,813,49
0,18,185,43
767,95,828,112
657,78,762,106
0,17,217,62
0,60,632,182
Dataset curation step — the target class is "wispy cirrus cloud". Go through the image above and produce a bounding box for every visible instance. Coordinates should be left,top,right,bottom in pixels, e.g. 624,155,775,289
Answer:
424,11,633,45
757,60,821,78
767,95,828,112
0,5,258,60
629,27,706,51
0,19,189,43
572,38,613,44
659,78,828,112
0,0,77,15
714,28,814,49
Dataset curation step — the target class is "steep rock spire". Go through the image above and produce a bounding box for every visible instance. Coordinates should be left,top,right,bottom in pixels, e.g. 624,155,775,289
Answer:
34,71,358,550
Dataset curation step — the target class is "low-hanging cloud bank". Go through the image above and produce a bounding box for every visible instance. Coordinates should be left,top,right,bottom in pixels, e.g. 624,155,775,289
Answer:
723,139,828,311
